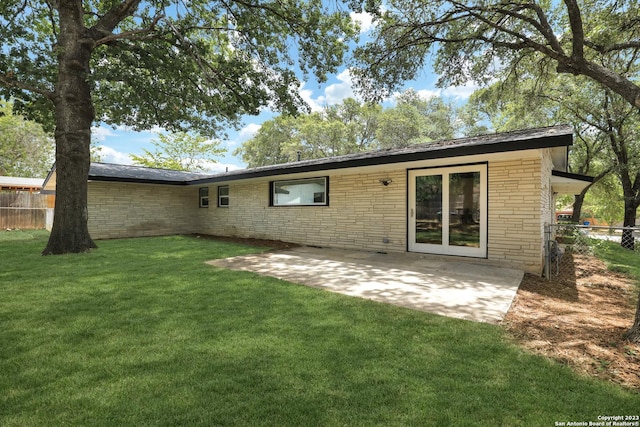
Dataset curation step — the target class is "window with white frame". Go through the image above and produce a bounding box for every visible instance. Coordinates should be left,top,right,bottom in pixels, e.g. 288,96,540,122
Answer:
218,185,229,207
199,187,209,208
271,177,328,206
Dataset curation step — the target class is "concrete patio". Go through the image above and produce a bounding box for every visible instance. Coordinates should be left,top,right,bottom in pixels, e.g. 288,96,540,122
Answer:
207,246,524,323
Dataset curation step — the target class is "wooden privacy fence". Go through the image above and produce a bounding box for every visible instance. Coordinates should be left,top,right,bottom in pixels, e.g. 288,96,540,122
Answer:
0,192,55,230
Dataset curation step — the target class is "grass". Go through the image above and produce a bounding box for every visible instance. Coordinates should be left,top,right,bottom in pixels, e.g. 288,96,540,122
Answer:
594,239,640,284
1,230,639,426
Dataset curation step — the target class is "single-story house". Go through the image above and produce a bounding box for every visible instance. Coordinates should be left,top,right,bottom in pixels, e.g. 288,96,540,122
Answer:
43,125,593,274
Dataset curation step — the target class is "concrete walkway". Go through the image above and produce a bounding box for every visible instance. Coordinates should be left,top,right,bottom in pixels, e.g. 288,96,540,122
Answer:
207,246,524,324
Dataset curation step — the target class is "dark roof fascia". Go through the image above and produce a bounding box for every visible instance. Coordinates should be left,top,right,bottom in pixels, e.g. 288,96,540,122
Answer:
87,175,190,186
43,162,201,187
87,162,209,185
190,128,573,185
551,170,594,183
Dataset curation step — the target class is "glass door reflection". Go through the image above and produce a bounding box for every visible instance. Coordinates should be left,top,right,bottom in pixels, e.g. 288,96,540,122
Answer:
409,165,486,257
415,175,442,245
448,172,480,248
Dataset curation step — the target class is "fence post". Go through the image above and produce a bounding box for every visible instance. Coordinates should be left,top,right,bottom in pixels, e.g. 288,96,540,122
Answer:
544,223,550,280
45,208,54,231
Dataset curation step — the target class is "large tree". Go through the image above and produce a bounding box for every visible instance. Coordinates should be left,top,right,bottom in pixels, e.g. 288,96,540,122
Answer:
465,68,640,342
235,98,382,167
0,0,356,254
235,91,462,167
376,88,459,148
352,0,640,111
0,100,54,178
234,115,299,167
465,74,615,223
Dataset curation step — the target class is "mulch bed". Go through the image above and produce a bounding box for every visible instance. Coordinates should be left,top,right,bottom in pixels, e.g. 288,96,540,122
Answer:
193,234,300,250
503,254,640,390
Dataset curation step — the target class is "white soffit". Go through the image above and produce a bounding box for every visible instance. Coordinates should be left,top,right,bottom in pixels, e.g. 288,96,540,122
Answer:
551,174,591,195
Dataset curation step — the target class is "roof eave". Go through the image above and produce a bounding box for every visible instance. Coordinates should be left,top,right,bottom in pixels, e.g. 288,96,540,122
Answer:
551,170,594,195
88,176,190,186
190,131,573,185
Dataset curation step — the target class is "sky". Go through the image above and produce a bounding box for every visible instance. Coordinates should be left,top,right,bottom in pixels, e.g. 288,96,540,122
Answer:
91,11,480,173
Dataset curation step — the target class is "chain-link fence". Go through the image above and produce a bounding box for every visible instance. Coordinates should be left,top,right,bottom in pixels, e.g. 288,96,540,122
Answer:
544,223,640,281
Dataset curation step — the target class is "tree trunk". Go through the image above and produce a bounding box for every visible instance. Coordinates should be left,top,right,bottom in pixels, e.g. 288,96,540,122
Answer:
42,0,97,255
625,292,640,343
620,200,636,251
620,181,640,342
571,193,585,224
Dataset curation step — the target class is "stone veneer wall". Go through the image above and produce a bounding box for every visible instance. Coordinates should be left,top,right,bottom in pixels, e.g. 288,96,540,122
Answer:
487,156,545,273
85,153,551,273
87,181,199,239
197,169,408,254
540,149,556,267
198,154,549,274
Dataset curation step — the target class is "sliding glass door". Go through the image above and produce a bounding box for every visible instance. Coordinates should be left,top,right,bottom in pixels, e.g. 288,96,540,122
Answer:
408,165,487,257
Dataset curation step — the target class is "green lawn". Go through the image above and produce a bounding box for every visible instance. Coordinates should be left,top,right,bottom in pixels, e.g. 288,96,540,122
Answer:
1,231,638,426
594,239,640,284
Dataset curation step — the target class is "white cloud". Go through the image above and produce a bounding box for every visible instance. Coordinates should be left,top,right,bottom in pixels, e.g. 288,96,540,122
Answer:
298,81,324,112
441,81,480,100
323,69,358,105
296,69,362,112
98,145,134,165
91,126,116,142
238,123,261,140
350,11,375,33
109,124,165,136
219,122,262,152
415,89,442,99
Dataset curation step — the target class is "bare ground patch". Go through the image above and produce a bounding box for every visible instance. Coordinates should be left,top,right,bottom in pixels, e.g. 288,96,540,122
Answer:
503,254,640,390
193,234,299,250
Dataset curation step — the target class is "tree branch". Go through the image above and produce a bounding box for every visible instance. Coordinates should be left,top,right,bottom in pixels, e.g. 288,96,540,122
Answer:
442,3,569,62
563,0,585,60
93,13,164,46
526,2,565,55
0,73,55,100
1,0,28,32
91,0,143,39
584,40,640,53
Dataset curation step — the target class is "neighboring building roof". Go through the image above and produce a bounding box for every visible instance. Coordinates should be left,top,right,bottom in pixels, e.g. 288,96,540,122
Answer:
42,125,578,190
0,176,44,191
